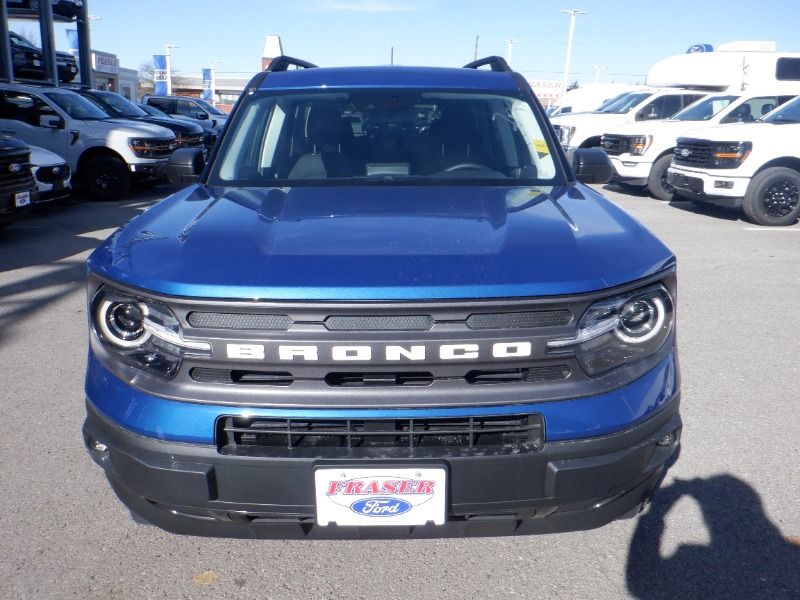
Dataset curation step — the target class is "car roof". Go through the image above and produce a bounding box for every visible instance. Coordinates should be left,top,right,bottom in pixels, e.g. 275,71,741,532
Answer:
0,82,77,95
257,66,521,92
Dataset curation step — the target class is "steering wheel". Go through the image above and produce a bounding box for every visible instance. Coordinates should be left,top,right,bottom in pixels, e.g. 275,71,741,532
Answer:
443,162,493,172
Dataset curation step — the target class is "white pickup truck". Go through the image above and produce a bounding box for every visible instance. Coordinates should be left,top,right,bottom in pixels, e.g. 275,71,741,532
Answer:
601,91,798,200
667,96,800,226
550,88,706,161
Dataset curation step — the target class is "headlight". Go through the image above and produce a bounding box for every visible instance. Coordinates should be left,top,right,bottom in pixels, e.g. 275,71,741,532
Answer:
712,141,751,168
92,288,211,378
629,135,652,156
553,125,576,146
547,284,674,376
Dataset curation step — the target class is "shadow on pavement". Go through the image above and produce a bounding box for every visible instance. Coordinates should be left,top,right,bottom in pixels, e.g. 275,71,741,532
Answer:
667,198,742,222
0,186,180,344
626,475,800,599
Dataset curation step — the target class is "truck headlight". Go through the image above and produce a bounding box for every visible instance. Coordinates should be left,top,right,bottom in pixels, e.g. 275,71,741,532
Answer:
547,284,674,376
553,125,576,146
92,288,211,378
629,135,652,156
712,141,751,168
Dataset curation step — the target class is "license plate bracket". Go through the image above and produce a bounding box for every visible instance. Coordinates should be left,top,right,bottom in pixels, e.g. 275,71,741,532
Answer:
314,467,446,527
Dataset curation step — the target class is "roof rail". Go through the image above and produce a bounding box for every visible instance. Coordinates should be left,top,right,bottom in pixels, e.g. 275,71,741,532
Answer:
463,56,512,72
265,56,318,73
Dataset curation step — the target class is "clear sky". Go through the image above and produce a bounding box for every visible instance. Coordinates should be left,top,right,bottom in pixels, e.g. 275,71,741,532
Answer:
11,0,800,85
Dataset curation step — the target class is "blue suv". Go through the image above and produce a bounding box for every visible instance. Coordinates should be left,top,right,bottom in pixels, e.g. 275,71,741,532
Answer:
83,56,681,538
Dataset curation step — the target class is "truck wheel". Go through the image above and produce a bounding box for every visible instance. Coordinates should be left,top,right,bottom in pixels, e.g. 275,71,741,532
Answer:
83,156,131,201
647,154,676,201
742,167,800,226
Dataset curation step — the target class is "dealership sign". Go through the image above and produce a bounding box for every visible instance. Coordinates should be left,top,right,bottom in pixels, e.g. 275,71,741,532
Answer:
528,79,564,102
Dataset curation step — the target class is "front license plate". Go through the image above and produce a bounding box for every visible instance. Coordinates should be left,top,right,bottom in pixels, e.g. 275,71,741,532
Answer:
14,191,31,207
315,467,446,527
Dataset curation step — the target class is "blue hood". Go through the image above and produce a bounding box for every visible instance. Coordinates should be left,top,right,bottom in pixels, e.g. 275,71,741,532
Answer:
88,184,675,300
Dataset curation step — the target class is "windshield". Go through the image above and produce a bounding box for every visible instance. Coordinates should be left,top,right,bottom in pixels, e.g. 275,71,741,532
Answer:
45,91,110,120
194,97,227,116
762,97,800,124
598,92,653,114
91,92,147,118
210,90,561,186
138,103,169,118
10,32,37,49
597,92,630,111
671,95,739,121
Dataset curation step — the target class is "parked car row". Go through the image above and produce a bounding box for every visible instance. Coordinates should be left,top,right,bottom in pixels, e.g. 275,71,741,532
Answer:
549,45,800,226
0,134,70,229
551,87,800,226
0,81,225,228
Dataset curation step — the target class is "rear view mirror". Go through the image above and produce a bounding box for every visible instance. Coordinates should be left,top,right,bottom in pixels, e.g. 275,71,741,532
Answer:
195,112,209,120
572,148,613,184
39,115,64,129
166,148,205,184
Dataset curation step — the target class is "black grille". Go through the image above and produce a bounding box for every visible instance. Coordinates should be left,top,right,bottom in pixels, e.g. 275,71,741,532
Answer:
187,312,292,330
466,365,571,384
0,150,34,188
191,368,293,385
673,139,714,167
600,135,630,156
175,133,205,148
325,372,434,386
324,315,433,331
466,310,572,329
217,414,544,454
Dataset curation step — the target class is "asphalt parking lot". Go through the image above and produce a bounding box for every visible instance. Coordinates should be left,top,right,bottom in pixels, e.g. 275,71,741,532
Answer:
1,184,798,599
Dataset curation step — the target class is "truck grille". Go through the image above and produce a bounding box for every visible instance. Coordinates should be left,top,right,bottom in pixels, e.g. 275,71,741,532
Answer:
190,365,571,387
217,413,544,454
0,149,34,190
185,309,571,332
673,139,714,167
175,133,205,148
600,134,630,156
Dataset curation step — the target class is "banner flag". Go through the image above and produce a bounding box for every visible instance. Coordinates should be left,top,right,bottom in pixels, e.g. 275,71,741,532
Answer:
153,55,168,96
201,68,212,101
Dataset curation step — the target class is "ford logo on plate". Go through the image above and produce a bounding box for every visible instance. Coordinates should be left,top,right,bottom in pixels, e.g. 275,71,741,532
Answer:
350,497,412,517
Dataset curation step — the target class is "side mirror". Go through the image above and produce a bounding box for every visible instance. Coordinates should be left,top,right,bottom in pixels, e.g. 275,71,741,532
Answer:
572,148,613,184
39,115,64,129
194,111,209,120
166,147,205,185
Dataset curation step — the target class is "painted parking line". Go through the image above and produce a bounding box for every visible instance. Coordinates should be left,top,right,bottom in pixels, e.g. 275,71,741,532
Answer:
743,227,800,231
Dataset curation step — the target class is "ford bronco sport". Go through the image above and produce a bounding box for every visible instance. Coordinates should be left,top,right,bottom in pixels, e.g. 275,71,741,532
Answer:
83,56,682,538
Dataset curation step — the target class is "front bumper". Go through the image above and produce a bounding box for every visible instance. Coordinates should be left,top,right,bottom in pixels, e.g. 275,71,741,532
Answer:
129,159,168,180
667,166,750,203
83,363,682,538
609,156,652,185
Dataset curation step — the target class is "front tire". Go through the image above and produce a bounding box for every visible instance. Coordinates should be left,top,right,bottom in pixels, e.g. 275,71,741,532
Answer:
82,155,131,201
647,154,676,201
742,167,800,226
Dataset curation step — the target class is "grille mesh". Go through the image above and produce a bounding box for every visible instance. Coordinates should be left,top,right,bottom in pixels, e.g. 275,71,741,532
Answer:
187,312,292,330
324,315,434,331
466,310,572,329
218,414,544,453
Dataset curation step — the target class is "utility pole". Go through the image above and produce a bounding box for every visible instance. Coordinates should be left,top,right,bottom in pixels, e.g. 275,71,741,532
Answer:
474,35,479,61
560,9,586,96
390,46,394,65
593,64,605,83
503,39,518,66
210,60,222,106
164,44,179,95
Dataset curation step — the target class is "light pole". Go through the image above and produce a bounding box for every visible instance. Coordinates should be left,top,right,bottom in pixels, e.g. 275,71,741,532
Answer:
503,39,518,66
164,44,179,95
560,9,586,97
593,64,605,83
